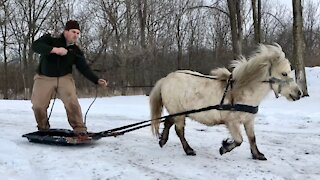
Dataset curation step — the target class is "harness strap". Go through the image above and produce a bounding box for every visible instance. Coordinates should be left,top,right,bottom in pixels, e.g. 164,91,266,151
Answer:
265,66,279,98
92,103,258,138
177,71,219,80
262,76,294,98
220,74,233,106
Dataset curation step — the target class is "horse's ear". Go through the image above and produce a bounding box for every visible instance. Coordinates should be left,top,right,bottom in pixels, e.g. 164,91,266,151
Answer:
274,51,286,62
273,43,282,51
269,43,285,62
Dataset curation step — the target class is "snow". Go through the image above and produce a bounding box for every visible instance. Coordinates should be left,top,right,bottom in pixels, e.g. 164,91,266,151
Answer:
0,67,320,180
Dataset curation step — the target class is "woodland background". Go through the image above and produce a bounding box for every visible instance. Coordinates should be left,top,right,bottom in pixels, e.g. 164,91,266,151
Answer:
0,0,318,99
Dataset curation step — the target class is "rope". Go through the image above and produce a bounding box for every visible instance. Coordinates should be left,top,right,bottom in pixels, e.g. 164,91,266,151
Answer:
47,57,60,122
46,81,98,126
47,54,61,122
84,85,98,125
46,50,99,125
47,77,58,122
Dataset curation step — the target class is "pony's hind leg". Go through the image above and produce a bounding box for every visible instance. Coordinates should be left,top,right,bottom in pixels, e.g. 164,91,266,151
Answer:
159,117,174,147
174,116,196,156
220,122,243,155
244,120,267,160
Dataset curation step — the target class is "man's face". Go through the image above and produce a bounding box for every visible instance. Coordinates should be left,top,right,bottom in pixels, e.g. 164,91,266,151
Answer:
65,29,81,44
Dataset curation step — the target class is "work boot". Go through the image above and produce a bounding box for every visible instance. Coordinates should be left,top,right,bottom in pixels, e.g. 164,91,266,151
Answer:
76,132,92,142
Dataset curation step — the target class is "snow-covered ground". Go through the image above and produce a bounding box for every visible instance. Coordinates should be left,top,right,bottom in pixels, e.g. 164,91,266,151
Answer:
0,67,319,180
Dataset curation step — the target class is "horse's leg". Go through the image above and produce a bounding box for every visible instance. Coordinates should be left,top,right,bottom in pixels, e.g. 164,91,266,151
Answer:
220,122,243,155
244,120,267,160
159,117,174,147
174,116,196,156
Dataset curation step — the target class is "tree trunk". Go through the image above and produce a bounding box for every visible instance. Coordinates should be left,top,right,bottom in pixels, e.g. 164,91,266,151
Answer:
0,2,9,99
176,15,183,69
252,0,261,44
137,0,147,49
227,0,242,59
22,41,30,99
293,0,308,96
2,26,8,99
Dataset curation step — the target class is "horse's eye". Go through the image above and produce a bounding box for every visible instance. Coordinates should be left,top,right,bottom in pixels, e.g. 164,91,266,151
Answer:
282,72,288,77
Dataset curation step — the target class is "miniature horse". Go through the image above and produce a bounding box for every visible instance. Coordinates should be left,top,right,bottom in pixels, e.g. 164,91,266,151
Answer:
149,44,301,160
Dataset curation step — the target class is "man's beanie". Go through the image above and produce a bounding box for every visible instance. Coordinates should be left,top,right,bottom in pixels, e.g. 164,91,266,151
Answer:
65,20,80,31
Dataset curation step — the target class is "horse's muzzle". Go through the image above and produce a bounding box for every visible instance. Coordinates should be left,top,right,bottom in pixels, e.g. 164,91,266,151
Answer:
290,89,302,101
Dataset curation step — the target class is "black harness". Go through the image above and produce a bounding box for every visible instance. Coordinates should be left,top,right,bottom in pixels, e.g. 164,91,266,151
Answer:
179,71,259,114
179,66,294,115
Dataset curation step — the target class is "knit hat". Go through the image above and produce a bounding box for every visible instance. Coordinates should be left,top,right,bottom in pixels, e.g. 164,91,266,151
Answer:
65,20,80,31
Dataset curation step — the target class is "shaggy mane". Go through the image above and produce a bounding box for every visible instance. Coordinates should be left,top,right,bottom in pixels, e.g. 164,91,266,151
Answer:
211,43,285,90
210,67,231,81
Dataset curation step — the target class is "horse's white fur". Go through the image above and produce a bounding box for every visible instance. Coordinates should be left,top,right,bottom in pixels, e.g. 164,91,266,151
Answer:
150,44,301,138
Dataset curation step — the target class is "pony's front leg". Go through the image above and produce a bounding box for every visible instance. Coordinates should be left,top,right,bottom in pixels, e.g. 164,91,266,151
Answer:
220,122,243,155
244,120,267,160
175,116,196,156
159,117,174,147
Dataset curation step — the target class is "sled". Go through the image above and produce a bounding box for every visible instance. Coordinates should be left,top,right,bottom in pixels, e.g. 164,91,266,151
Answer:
22,129,102,146
22,127,130,146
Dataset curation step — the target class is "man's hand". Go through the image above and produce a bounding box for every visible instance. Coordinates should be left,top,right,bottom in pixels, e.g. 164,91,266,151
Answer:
51,47,68,56
98,79,108,87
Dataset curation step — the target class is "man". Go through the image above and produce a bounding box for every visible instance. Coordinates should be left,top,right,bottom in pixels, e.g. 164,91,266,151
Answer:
31,20,107,136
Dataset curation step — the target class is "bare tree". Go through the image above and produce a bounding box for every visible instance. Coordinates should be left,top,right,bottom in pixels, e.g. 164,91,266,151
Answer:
124,0,133,50
137,0,147,49
227,0,243,59
44,0,77,36
9,0,54,99
292,0,308,96
303,0,320,66
252,0,261,43
0,0,10,99
174,0,192,69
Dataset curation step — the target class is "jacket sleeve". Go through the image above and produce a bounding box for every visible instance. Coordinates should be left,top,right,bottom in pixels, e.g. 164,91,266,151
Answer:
74,50,99,84
32,34,54,55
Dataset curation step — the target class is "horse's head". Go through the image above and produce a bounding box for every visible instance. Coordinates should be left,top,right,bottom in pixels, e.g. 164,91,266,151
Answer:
266,44,302,101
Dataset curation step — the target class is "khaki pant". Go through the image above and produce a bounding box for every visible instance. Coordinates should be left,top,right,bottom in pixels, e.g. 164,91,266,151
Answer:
31,74,87,134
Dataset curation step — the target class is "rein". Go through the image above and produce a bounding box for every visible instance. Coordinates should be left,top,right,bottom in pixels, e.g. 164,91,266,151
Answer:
90,103,258,139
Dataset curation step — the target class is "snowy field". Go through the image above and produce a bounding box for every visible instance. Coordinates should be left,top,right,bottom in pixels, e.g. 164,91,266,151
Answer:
0,67,319,180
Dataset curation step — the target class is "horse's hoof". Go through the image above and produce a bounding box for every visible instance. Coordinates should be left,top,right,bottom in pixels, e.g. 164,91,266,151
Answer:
219,147,227,155
252,153,267,160
185,149,196,156
159,140,167,148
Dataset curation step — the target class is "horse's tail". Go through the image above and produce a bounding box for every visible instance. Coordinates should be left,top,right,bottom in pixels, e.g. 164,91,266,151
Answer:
149,78,164,137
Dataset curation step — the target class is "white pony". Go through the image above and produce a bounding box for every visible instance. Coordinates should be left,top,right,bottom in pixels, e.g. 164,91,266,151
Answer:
149,44,301,160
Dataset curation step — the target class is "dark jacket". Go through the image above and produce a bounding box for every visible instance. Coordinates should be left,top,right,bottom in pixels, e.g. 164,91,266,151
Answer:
32,33,99,84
